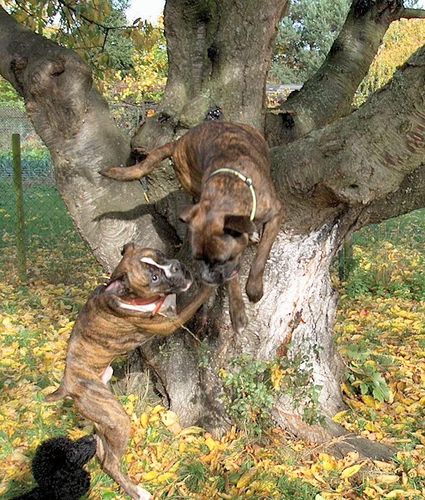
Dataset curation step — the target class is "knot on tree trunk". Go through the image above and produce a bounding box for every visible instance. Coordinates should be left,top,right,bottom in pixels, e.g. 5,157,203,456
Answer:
12,50,92,137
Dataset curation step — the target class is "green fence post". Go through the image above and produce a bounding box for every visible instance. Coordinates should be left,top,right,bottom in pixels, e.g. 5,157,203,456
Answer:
12,133,27,281
338,234,353,282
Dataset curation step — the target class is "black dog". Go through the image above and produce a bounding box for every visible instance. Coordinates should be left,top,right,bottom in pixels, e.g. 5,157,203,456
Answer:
13,435,96,500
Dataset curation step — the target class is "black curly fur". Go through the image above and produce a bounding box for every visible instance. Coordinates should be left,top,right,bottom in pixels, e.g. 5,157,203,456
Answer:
13,435,96,500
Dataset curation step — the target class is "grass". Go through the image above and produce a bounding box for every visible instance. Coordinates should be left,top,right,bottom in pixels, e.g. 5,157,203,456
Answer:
0,176,424,499
344,210,425,300
0,180,80,252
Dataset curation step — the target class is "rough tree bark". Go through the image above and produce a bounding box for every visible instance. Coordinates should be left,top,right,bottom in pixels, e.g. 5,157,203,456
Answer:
1,0,424,459
0,7,175,271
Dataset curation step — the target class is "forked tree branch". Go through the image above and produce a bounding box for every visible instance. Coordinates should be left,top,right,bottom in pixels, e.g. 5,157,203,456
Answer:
0,6,174,269
266,0,407,146
271,44,425,230
157,0,289,130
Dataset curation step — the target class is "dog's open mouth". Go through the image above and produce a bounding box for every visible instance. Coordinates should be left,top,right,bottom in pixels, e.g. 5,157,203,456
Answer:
104,276,177,316
118,294,177,316
104,277,127,295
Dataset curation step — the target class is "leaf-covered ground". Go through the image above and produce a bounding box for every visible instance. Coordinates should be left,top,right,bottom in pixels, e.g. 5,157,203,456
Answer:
1,214,424,499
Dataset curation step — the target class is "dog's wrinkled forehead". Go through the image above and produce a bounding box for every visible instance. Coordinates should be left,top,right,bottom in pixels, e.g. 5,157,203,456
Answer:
111,245,165,280
119,244,182,278
139,256,176,278
121,245,168,266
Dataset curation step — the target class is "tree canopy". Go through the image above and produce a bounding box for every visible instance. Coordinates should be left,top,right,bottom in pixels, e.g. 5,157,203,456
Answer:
271,0,351,83
356,16,425,103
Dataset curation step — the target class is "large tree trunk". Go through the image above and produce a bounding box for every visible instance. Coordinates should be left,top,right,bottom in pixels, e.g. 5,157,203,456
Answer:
1,1,424,458
0,6,175,271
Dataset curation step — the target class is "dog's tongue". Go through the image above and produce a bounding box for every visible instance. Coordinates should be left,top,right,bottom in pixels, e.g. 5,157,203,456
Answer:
158,294,177,316
105,279,125,294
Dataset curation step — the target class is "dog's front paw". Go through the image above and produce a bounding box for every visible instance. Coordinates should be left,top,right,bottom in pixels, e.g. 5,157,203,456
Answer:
136,486,152,500
230,304,248,334
246,277,263,303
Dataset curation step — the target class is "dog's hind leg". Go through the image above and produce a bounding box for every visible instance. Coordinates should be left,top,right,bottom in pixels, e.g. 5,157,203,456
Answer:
74,381,152,500
100,142,175,181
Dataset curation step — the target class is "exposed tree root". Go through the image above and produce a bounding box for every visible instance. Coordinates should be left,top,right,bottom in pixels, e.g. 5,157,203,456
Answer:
274,409,394,461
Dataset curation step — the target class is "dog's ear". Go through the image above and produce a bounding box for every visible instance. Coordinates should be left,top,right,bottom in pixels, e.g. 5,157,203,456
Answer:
224,215,256,236
179,204,199,224
121,242,136,255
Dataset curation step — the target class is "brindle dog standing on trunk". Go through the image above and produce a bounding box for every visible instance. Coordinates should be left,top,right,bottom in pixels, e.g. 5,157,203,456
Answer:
102,121,283,333
46,244,213,500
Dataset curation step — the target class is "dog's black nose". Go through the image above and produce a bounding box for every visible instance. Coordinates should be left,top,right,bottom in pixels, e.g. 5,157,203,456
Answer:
169,260,182,274
201,266,224,285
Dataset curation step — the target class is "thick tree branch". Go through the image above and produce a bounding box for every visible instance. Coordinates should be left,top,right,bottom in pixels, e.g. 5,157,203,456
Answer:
271,44,425,230
356,163,425,227
158,0,288,131
400,8,425,19
266,0,406,147
0,6,175,270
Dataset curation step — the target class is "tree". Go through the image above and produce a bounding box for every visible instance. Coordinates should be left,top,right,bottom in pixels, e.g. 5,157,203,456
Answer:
101,23,167,104
0,76,21,103
1,0,424,458
271,0,351,84
355,16,425,104
79,0,135,75
0,0,162,81
270,0,421,85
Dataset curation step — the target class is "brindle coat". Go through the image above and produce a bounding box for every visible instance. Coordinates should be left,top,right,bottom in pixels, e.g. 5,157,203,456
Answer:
102,121,283,333
46,244,213,500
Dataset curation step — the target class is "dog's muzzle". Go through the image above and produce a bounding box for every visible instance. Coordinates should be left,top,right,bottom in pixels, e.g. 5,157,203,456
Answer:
167,260,193,292
70,435,97,466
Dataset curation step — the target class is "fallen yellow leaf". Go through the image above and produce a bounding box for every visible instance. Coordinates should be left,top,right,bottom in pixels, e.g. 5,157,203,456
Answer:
375,474,400,484
340,463,363,479
236,468,257,488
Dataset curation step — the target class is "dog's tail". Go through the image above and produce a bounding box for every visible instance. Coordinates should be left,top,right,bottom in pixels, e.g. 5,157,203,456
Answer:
100,141,175,181
45,384,68,402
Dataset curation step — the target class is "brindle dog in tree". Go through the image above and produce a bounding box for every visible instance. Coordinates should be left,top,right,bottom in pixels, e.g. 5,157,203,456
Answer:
102,121,283,333
46,244,213,500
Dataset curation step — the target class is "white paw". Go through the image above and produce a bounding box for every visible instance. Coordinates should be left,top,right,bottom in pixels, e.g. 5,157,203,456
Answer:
249,230,261,244
136,486,152,500
101,365,113,385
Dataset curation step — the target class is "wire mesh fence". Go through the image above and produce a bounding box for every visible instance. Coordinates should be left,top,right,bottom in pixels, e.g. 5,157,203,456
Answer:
0,102,153,279
1,102,424,291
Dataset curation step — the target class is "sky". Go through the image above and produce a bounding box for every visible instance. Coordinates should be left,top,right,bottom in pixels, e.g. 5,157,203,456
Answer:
126,0,425,23
126,0,165,23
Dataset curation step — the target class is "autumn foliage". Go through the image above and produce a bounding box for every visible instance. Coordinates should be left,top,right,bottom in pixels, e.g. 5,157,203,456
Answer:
1,211,424,498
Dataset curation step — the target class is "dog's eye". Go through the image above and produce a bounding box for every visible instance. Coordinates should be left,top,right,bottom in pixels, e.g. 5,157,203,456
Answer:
151,274,159,282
